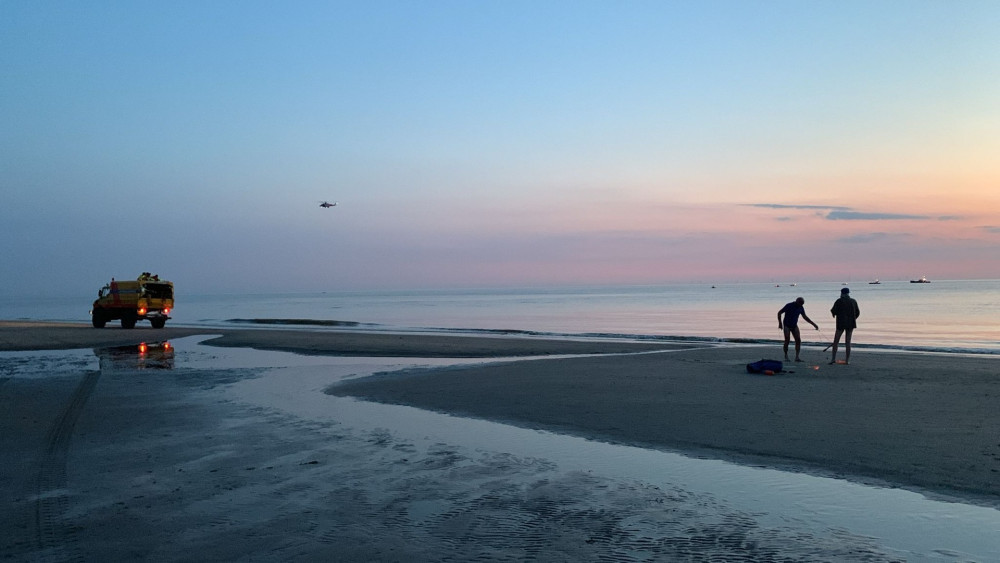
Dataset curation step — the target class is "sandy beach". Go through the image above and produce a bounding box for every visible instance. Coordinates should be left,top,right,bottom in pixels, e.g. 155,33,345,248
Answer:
332,344,1000,502
0,321,684,356
3,321,999,560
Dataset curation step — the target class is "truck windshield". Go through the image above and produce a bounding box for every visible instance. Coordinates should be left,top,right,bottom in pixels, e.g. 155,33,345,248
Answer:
143,283,173,299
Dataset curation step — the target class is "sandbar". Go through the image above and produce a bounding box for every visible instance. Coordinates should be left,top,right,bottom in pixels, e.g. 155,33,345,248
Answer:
332,345,1000,505
0,321,683,356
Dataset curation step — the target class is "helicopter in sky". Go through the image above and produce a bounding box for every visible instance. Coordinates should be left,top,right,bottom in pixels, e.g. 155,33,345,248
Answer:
319,201,338,208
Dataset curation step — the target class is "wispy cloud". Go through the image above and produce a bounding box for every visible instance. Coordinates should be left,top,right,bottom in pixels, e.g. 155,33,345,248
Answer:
826,211,929,221
747,203,850,211
981,226,1000,234
749,204,962,223
836,232,905,243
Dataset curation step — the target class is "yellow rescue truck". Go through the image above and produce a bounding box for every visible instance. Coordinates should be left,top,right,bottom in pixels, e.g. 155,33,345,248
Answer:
91,274,173,329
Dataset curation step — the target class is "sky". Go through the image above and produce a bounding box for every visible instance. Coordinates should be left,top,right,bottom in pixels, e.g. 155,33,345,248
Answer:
2,1,999,296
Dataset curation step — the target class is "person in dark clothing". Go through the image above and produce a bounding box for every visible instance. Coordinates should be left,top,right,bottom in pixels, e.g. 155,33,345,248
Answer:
777,297,818,362
829,287,861,365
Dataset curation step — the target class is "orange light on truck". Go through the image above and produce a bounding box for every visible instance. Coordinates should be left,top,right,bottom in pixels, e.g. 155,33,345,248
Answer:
138,307,147,315
138,342,147,355
163,307,170,315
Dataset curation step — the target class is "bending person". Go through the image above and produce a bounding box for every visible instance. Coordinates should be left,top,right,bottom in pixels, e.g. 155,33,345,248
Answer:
777,297,818,362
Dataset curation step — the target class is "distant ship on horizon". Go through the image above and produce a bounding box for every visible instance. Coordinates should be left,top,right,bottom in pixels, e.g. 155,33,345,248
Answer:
910,275,931,284
869,278,881,284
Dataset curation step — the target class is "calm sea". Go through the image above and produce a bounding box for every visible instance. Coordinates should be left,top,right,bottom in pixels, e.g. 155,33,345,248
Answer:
3,279,998,354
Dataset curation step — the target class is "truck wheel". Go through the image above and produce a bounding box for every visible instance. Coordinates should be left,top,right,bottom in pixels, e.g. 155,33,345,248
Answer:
121,316,137,329
92,312,106,328
150,318,166,329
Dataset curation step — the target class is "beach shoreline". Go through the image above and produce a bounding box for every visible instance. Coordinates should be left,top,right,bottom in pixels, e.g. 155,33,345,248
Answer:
332,345,1000,506
3,320,999,509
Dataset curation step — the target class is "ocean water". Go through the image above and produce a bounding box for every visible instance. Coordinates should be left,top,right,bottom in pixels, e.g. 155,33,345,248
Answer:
3,279,999,354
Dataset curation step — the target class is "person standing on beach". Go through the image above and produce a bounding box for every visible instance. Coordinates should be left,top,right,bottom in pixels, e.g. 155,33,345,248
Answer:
777,297,818,362
829,287,860,365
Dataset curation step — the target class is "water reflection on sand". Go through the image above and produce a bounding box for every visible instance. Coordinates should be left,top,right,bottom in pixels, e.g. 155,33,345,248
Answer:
4,336,998,561
194,337,1000,562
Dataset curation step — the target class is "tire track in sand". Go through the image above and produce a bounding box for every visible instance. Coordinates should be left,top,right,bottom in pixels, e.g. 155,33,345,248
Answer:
31,370,100,563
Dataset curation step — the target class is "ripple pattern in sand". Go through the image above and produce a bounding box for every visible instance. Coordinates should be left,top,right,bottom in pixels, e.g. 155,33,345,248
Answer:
241,425,901,562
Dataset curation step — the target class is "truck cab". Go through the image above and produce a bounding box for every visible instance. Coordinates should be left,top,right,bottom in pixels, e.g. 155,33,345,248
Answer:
91,275,173,329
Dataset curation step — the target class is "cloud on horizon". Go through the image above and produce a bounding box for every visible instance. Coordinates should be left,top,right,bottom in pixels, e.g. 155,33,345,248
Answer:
749,204,964,223
836,232,907,244
826,211,967,221
747,203,850,211
981,226,1000,234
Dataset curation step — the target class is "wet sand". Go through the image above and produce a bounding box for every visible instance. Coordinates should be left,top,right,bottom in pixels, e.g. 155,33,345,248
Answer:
0,320,684,356
332,346,1000,504
3,321,999,505
3,321,1000,559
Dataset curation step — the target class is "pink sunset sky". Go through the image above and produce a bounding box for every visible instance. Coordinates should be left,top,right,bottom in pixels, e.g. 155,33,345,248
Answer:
2,2,998,295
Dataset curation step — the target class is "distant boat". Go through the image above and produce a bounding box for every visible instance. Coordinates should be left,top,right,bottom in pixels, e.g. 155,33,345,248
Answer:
910,276,931,283
869,278,881,284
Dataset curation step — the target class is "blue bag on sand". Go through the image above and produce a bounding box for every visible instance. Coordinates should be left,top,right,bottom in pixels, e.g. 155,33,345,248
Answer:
746,359,783,374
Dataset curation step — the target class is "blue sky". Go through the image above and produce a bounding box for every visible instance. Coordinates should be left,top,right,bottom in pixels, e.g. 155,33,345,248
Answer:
3,1,999,296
